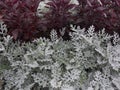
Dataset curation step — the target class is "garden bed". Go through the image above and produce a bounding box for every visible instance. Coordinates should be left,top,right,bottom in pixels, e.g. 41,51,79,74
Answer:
0,0,120,90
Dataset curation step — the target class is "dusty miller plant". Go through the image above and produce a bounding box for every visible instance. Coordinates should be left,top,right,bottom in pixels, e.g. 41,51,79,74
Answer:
0,21,120,90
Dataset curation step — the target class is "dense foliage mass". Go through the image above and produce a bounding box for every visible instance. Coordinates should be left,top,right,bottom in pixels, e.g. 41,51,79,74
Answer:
0,21,120,90
76,0,120,34
0,0,41,41
0,0,120,41
0,0,120,90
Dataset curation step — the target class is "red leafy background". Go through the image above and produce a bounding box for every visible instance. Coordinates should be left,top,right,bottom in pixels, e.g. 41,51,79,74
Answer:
0,0,120,41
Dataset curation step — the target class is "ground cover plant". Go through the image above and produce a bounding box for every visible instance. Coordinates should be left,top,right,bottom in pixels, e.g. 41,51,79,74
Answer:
0,0,120,90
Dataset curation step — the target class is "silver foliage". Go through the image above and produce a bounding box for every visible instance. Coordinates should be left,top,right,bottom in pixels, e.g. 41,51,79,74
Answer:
0,22,120,90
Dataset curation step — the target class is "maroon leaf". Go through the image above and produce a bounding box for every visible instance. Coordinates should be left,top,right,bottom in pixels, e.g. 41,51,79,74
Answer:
12,29,19,40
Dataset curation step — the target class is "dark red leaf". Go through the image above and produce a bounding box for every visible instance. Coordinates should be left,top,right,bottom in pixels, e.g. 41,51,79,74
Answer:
12,29,19,40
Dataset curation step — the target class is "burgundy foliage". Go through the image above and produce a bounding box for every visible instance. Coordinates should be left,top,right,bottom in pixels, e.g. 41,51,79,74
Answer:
0,0,42,41
0,0,120,41
75,0,120,34
45,0,76,29
42,0,77,39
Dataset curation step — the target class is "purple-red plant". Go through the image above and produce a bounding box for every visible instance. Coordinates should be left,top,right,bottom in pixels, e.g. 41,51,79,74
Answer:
75,0,120,34
0,0,42,41
46,0,75,28
0,0,120,41
41,0,77,38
